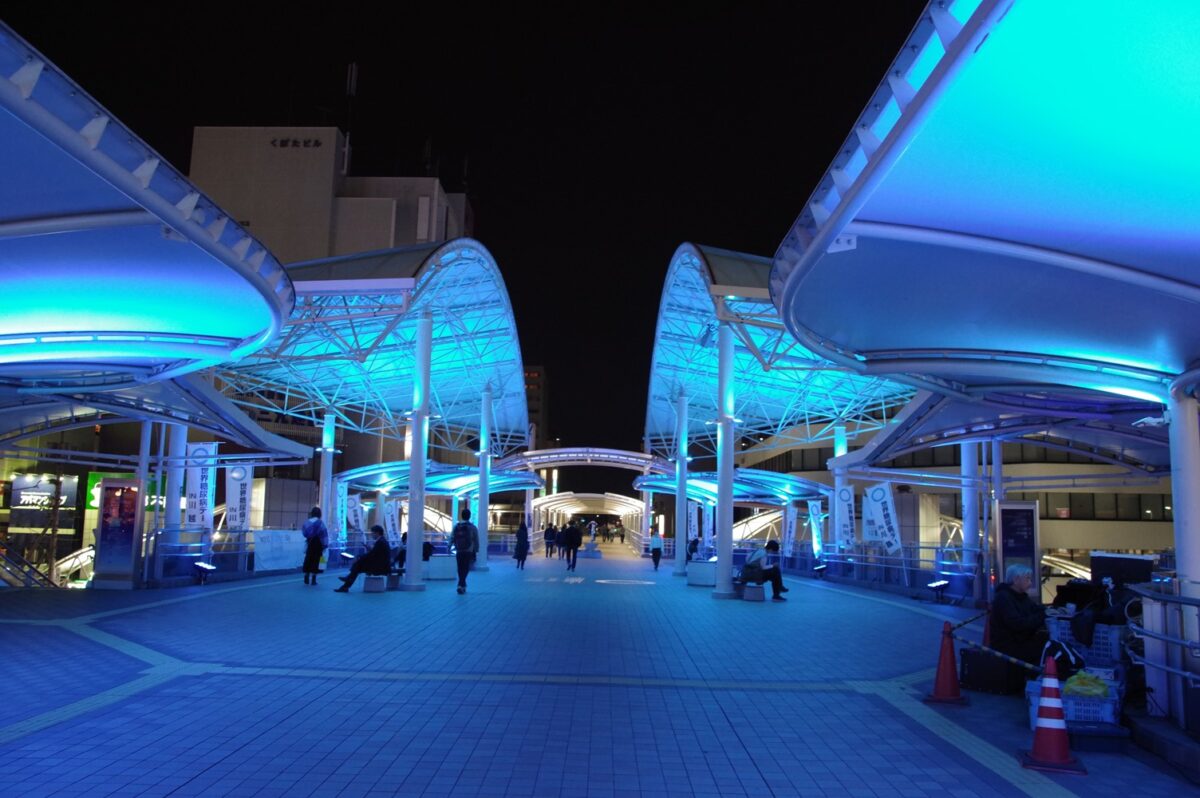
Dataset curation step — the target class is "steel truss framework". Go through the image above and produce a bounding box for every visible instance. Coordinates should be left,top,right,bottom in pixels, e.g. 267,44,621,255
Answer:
644,243,913,460
213,239,530,458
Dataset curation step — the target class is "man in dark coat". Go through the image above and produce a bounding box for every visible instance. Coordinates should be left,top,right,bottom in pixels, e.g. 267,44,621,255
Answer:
564,519,582,572
335,525,392,592
990,563,1047,664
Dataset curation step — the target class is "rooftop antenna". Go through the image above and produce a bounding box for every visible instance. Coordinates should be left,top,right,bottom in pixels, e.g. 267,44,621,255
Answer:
343,62,358,175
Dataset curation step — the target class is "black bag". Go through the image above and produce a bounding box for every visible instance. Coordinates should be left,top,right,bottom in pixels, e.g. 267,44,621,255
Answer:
452,522,474,553
1041,639,1085,679
740,562,764,583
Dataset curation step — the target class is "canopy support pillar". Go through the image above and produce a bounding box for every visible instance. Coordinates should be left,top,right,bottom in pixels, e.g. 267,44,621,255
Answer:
401,311,432,591
714,322,736,599
475,384,492,572
673,390,689,576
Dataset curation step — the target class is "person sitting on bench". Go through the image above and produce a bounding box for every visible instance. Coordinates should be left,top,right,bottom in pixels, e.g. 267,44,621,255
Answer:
742,540,788,601
335,525,392,592
990,564,1047,664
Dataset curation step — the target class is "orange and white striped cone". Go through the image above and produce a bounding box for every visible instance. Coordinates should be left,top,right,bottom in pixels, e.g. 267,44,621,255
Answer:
1018,656,1086,774
924,621,968,705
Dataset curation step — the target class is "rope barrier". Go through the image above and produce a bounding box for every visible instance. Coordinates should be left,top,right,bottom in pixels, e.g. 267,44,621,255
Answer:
950,611,988,632
952,632,1043,674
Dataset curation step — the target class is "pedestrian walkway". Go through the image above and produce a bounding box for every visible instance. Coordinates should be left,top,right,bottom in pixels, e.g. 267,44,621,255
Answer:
0,542,1192,798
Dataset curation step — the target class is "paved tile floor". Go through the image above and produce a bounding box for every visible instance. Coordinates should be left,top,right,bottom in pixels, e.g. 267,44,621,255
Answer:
0,542,1195,797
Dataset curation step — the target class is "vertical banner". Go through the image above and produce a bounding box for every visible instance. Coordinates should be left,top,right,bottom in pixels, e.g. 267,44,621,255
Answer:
863,483,902,554
335,481,348,544
224,465,251,530
185,443,218,530
835,485,855,549
807,500,824,557
383,498,402,546
346,494,366,536
687,500,699,542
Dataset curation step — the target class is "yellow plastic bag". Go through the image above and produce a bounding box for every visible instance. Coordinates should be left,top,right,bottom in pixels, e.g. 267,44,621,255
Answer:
1063,671,1108,697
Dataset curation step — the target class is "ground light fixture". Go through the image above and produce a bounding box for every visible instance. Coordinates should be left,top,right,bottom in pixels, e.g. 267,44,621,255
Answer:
927,579,950,603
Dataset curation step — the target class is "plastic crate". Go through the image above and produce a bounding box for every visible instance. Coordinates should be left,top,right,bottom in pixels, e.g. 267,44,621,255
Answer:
1026,679,1120,729
1045,618,1125,666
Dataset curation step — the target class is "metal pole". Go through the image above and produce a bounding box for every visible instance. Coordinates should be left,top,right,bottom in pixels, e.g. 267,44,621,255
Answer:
714,322,736,598
962,442,980,602
1168,391,1200,604
135,421,152,586
402,311,432,591
163,423,188,542
475,383,492,572
319,412,336,524
673,390,689,576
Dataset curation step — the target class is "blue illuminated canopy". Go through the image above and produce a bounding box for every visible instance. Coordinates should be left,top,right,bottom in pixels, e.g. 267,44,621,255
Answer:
0,22,291,392
216,239,530,458
337,460,543,497
646,243,913,460
772,1,1200,408
634,468,827,507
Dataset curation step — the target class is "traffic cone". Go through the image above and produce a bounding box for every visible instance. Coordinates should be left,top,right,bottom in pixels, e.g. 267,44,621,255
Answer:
924,621,968,705
1018,656,1086,774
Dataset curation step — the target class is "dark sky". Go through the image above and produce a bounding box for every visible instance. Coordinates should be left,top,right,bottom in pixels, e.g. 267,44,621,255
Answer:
6,2,927,494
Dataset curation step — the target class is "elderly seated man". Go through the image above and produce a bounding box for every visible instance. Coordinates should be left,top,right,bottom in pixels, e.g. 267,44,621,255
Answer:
334,525,392,592
741,539,789,601
990,564,1048,664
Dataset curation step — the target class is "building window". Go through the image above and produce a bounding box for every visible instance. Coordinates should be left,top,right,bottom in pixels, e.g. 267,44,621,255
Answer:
1117,494,1141,521
1141,493,1165,521
1069,493,1094,520
1094,493,1117,520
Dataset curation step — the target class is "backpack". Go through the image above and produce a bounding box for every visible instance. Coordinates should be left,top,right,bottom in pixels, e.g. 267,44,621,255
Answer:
1041,639,1085,679
452,521,474,554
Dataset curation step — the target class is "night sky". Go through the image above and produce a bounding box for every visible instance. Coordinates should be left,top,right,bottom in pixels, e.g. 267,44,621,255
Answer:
5,3,928,495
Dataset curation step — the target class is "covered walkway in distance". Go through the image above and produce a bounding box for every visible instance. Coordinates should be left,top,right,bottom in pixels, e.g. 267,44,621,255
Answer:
1,555,1192,797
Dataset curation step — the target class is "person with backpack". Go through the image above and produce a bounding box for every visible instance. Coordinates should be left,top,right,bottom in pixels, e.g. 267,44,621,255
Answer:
451,508,480,595
563,518,582,571
543,523,556,558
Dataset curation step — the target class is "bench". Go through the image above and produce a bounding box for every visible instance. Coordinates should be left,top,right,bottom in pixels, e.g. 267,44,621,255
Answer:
363,574,387,593
742,584,765,602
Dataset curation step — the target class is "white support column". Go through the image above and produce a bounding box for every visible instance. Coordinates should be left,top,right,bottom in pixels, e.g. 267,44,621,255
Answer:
641,491,652,538
136,421,153,585
318,412,336,525
714,322,736,599
162,423,188,543
475,384,493,572
1169,392,1200,602
831,425,849,556
961,442,981,602
991,439,1005,500
402,311,432,591
673,390,689,576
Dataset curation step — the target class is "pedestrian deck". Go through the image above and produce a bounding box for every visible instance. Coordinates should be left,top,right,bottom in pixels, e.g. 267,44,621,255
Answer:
0,542,1193,798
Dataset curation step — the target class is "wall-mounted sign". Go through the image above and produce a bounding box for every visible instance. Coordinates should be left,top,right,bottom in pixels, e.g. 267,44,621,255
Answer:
10,474,78,531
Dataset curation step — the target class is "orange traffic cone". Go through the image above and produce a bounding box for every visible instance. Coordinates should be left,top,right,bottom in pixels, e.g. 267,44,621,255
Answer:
924,621,968,705
1018,656,1086,774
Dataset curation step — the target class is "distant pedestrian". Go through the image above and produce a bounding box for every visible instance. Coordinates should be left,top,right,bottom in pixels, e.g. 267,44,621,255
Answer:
514,519,530,570
452,508,480,595
687,535,700,561
334,525,391,592
543,524,556,557
301,507,328,585
555,525,566,559
564,519,582,571
649,529,664,571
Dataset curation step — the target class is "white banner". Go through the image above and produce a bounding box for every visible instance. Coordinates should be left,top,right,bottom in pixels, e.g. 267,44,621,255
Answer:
224,465,251,530
863,482,902,554
835,485,855,549
687,500,699,541
335,481,348,545
807,499,825,557
346,494,366,536
253,529,307,571
185,443,218,530
383,498,402,546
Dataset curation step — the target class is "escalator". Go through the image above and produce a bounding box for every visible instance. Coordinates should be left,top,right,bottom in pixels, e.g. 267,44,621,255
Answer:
0,547,61,588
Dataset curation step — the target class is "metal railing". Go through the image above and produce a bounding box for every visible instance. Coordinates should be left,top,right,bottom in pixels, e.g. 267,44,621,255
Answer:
1127,581,1200,730
0,547,60,588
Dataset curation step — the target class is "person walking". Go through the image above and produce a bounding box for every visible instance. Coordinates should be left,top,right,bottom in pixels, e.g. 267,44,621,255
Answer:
334,525,391,592
543,523,556,558
649,528,664,571
452,508,480,594
514,519,530,570
555,525,566,559
564,519,582,572
301,507,328,585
